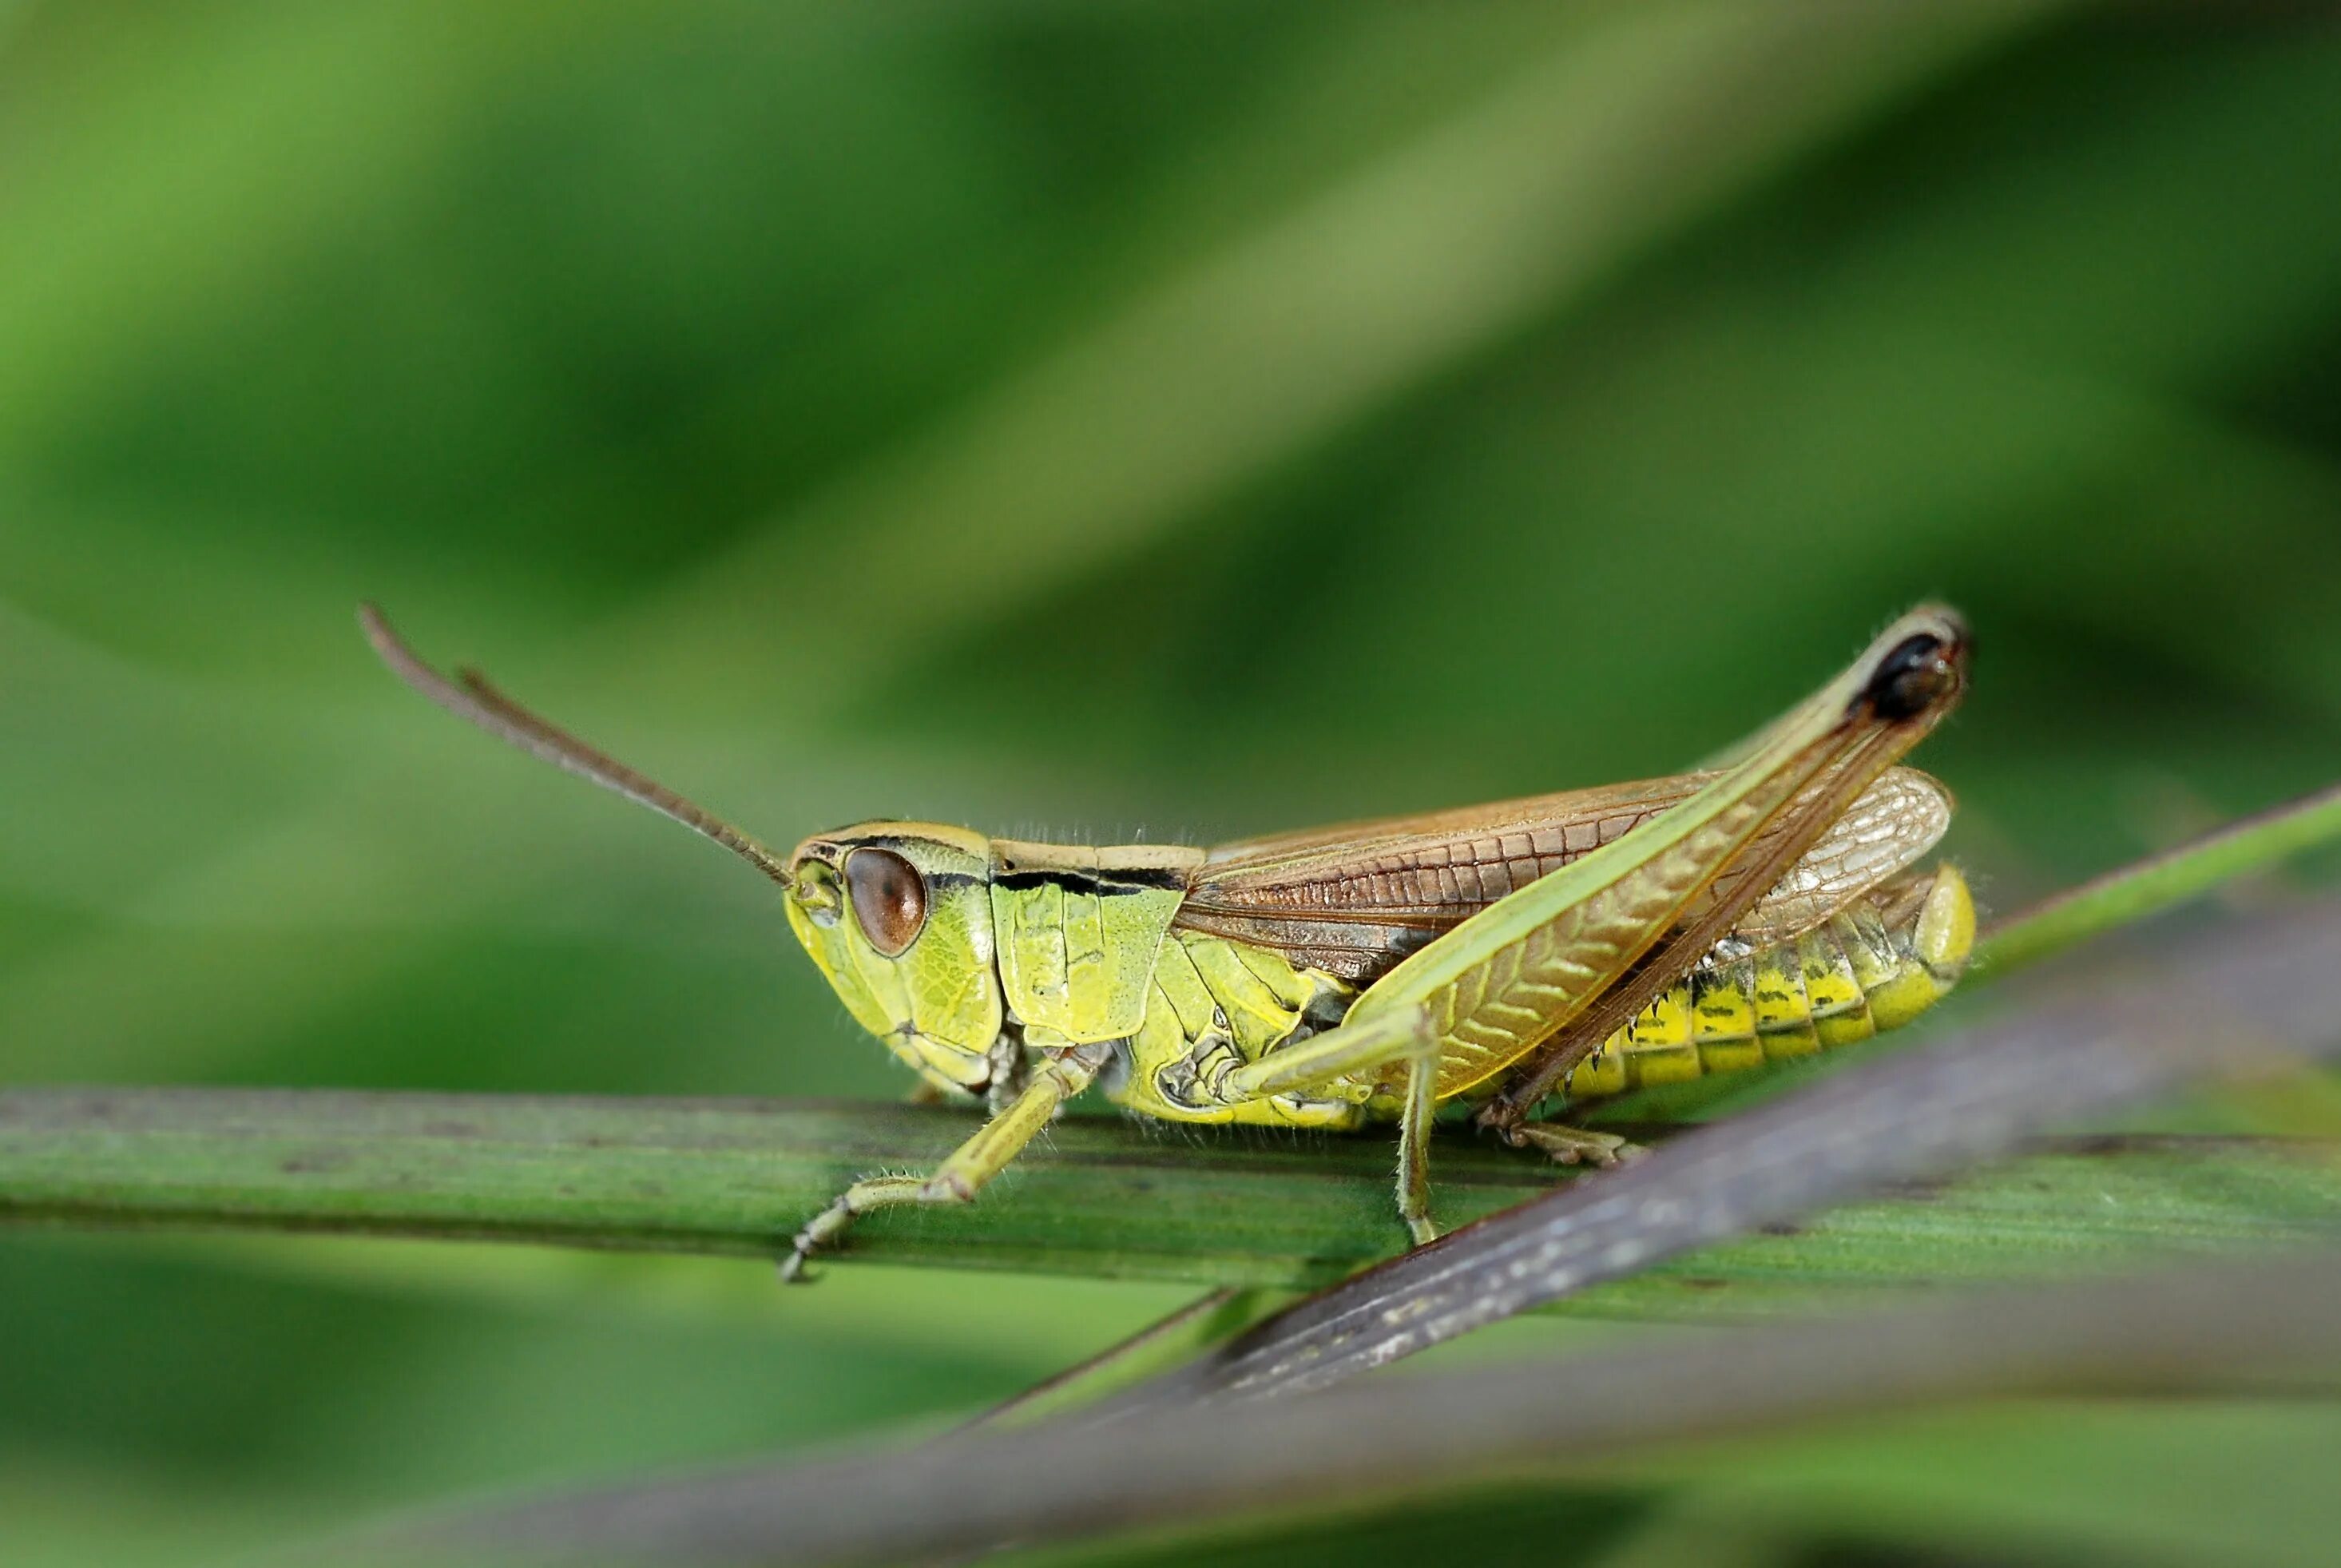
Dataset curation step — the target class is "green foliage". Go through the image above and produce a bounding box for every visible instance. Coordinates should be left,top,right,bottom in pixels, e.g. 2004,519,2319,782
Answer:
5,4,2341,1563
10,1091,2339,1298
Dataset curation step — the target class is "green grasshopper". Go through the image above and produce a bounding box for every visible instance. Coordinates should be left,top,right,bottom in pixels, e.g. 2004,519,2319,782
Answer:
363,605,1970,1279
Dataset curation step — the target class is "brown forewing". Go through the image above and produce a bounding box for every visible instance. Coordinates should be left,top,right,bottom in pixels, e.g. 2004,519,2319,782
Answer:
1176,767,1950,982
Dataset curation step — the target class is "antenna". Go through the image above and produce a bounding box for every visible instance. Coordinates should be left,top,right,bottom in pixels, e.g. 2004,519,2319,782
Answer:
358,603,793,887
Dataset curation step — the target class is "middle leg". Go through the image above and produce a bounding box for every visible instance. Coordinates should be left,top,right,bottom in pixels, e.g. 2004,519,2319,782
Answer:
1197,1003,1443,1242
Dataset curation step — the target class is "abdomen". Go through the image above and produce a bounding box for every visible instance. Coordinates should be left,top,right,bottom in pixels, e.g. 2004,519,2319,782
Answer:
1561,864,1972,1099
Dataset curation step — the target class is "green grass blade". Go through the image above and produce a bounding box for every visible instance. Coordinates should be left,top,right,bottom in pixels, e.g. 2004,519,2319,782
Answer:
4,1087,2339,1305
1977,777,2341,975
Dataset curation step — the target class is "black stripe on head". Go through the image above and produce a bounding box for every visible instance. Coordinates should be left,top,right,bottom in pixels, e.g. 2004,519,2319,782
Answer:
994,867,1188,895
921,870,986,892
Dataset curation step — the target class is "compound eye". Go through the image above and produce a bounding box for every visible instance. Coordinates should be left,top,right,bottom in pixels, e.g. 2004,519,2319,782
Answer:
845,847,928,957
1863,633,1955,723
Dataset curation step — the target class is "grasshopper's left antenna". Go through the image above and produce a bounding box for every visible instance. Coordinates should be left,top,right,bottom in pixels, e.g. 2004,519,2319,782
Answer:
359,603,794,886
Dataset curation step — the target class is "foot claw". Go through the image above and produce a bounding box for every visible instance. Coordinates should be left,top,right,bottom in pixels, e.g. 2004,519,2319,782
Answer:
777,1195,858,1286
1506,1124,1638,1168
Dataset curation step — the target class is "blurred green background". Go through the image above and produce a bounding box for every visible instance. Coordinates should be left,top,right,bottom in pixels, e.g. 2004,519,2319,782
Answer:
5,2,2341,1564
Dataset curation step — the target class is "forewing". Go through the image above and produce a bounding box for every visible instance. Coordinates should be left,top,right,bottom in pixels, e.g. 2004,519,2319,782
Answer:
1180,776,1707,980
1728,767,1951,945
1180,767,1951,979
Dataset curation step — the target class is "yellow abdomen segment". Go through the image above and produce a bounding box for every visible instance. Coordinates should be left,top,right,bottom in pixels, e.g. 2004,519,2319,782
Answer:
1564,864,1972,1099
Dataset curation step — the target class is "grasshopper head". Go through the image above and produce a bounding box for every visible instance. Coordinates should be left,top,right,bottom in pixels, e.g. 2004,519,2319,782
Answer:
784,823,1006,1094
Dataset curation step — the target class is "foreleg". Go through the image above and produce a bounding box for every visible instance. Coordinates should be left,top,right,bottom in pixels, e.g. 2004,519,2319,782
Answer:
780,1045,1107,1282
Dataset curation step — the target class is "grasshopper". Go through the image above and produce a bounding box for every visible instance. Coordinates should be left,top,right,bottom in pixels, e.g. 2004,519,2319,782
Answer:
363,605,1971,1278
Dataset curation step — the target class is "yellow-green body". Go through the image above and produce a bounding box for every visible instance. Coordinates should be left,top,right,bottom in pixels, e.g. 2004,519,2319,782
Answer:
788,827,1972,1129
